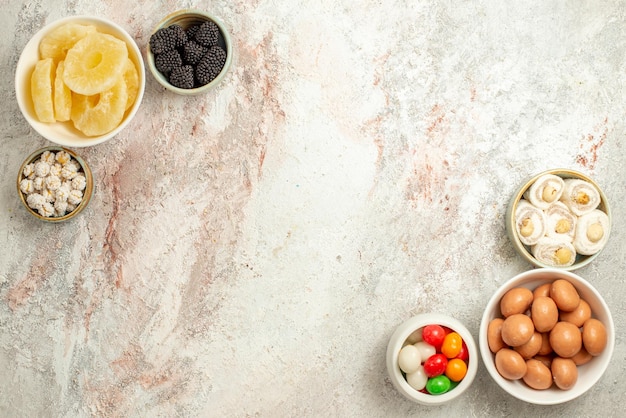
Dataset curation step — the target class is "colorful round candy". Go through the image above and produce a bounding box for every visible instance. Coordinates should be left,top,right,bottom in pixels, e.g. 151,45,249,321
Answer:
445,358,468,382
422,324,446,350
441,332,463,358
423,353,448,377
426,375,451,395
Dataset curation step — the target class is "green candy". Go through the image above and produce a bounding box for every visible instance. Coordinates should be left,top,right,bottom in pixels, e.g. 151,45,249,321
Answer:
426,375,451,395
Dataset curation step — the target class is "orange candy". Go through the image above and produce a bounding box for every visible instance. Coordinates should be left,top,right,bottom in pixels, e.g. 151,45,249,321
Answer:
441,332,463,358
445,358,468,382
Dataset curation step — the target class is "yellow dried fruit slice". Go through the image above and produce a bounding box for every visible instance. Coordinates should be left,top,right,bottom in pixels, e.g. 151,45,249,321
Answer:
122,58,139,111
39,23,97,63
63,32,128,95
31,58,56,123
71,78,128,136
53,60,71,121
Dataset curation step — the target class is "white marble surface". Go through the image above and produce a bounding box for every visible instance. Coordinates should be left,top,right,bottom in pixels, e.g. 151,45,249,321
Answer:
1,1,625,416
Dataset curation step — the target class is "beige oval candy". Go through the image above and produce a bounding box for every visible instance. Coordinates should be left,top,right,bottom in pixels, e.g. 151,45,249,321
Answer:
551,357,578,390
533,283,552,299
582,318,607,356
550,321,582,358
550,279,580,312
538,332,553,356
571,346,593,366
495,348,527,380
533,354,554,369
560,299,591,328
501,314,535,347
523,358,553,390
531,296,559,332
487,318,507,353
514,331,542,359
500,287,534,317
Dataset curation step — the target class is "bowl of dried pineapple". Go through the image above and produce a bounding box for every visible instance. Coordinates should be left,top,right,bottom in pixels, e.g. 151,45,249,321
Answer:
15,16,145,147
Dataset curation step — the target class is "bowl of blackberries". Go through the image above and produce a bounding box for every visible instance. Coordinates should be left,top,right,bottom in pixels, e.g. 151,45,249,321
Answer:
147,9,232,95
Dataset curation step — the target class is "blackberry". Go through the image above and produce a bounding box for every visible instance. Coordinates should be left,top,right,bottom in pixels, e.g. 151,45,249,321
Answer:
149,24,187,54
182,40,208,65
169,65,195,89
195,46,227,86
186,24,200,40
194,20,220,48
155,49,183,76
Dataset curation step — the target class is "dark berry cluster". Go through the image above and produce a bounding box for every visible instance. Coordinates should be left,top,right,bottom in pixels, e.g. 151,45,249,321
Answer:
149,21,228,90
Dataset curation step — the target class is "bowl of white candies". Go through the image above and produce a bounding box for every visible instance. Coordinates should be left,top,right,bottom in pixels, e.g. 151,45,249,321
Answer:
17,146,93,222
386,313,478,405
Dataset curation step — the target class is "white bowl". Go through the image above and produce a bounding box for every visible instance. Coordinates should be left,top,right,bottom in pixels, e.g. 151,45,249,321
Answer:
15,15,145,147
479,268,614,405
146,9,232,95
386,313,478,405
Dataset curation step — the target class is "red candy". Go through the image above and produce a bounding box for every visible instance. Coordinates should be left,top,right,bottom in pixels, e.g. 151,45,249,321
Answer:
422,324,446,350
423,353,448,377
455,341,469,362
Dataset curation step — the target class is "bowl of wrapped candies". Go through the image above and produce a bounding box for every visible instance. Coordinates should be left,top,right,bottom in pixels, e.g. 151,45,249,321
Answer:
15,15,145,147
17,146,93,222
147,9,232,95
506,169,611,270
386,313,478,405
480,268,614,405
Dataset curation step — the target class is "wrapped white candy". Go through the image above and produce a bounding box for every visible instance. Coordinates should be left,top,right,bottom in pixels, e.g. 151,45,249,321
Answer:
515,200,547,246
574,209,610,255
560,178,600,216
523,174,565,210
531,237,577,267
545,201,576,242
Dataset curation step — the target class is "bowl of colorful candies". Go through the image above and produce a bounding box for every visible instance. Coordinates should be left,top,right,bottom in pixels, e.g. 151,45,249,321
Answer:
386,313,478,405
479,268,614,405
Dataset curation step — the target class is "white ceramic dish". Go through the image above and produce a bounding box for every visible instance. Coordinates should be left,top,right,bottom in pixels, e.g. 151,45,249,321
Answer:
386,313,478,405
15,15,145,147
479,268,614,405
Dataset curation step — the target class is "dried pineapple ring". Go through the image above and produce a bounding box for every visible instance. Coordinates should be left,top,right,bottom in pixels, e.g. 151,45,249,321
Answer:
122,58,139,111
63,32,128,95
71,78,128,136
54,60,72,121
39,23,97,63
31,58,56,123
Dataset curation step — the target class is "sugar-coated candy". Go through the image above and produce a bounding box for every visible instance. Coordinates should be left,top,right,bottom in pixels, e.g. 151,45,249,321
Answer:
398,344,421,374
406,365,428,391
422,324,446,350
426,375,451,395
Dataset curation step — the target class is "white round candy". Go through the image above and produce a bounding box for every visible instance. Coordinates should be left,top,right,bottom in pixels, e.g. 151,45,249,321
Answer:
406,365,428,391
406,328,424,344
414,341,436,361
398,344,421,374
